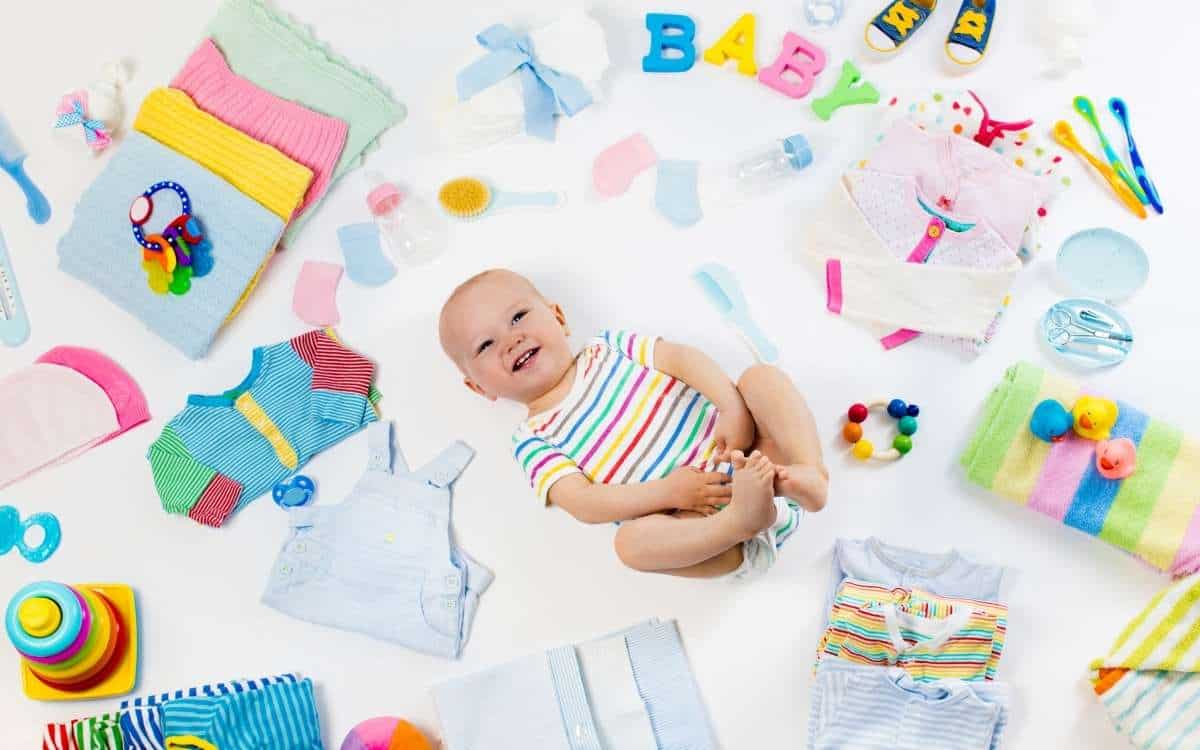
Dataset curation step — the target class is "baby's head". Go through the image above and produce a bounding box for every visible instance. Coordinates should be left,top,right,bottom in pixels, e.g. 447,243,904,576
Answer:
439,269,574,406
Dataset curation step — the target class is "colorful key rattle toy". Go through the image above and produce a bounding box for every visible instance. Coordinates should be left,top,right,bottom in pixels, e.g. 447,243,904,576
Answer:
129,181,213,296
5,580,139,700
843,398,919,462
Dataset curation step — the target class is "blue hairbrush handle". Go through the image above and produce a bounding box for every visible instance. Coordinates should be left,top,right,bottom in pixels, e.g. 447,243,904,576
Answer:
1,158,50,225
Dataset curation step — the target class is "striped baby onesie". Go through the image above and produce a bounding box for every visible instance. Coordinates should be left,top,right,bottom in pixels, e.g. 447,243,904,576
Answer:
147,330,379,527
119,674,300,749
820,579,1008,682
161,678,322,750
513,331,721,504
809,658,1003,750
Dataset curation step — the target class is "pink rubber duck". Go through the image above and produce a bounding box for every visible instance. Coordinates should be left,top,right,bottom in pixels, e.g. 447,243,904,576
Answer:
1096,438,1137,480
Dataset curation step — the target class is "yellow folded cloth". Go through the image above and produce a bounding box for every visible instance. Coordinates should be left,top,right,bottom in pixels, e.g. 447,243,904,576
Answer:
134,88,312,221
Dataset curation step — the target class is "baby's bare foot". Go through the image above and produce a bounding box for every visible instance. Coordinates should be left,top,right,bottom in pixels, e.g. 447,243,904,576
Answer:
728,450,777,538
775,464,829,512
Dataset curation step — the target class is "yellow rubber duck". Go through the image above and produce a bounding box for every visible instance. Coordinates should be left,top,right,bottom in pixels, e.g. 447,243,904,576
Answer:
1072,396,1120,441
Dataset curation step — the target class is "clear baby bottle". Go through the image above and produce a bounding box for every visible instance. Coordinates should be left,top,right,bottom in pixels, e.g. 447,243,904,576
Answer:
804,0,846,28
731,134,814,198
366,172,447,267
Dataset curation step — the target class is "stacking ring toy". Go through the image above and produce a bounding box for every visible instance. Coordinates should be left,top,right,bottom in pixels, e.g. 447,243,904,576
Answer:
0,506,61,563
129,181,213,296
843,398,919,462
341,717,433,750
5,580,139,700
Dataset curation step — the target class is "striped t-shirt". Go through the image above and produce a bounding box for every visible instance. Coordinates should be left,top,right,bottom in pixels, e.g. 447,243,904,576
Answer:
512,331,720,504
820,579,1008,682
147,330,380,528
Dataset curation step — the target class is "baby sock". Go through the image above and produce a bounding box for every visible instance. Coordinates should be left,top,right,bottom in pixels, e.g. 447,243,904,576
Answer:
655,159,703,227
293,261,343,326
337,222,396,286
593,133,658,198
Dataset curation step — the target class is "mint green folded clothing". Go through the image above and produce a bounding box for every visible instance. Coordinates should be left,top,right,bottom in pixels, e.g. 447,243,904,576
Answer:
207,0,406,239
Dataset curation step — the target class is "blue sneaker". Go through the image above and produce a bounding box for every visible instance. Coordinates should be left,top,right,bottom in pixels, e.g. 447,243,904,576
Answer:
866,0,938,53
946,0,997,66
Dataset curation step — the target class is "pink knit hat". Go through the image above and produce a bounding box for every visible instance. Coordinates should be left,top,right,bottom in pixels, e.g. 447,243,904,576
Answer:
0,347,150,489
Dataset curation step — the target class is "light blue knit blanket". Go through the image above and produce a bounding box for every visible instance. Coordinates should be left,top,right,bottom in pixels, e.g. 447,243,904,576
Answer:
58,132,283,359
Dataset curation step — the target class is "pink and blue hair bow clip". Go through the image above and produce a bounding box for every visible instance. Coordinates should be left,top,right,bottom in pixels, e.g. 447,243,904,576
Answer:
53,91,111,152
456,24,593,141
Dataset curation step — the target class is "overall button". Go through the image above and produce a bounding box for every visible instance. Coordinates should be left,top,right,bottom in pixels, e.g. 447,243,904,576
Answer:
443,596,458,610
445,574,461,589
927,222,942,239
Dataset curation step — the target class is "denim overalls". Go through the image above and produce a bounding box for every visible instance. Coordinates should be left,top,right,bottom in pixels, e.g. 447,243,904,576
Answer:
262,422,492,658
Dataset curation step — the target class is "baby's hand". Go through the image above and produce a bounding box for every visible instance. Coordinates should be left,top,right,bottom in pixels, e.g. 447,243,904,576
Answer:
713,403,756,462
664,467,732,514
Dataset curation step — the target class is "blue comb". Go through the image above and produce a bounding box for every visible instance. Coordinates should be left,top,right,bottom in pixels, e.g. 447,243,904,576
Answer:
0,113,50,225
0,226,30,346
692,263,778,363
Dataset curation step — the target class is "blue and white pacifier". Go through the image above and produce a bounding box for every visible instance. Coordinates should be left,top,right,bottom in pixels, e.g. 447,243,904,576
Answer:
272,476,316,509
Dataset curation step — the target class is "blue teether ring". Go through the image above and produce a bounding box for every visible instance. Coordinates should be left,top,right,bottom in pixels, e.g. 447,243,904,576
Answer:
0,506,19,555
273,475,316,509
130,181,192,250
17,513,62,564
5,582,83,657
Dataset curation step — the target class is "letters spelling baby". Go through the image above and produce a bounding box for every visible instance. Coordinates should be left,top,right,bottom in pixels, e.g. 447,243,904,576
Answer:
642,12,827,99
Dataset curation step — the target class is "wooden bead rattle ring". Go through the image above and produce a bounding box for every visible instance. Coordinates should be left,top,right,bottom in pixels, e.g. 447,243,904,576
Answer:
843,398,919,462
129,181,212,296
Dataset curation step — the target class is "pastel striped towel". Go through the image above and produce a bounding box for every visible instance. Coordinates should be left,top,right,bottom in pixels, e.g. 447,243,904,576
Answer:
1090,572,1200,748
961,362,1200,577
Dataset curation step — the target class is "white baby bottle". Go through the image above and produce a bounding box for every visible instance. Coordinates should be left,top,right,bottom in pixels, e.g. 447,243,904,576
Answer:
366,172,447,267
731,134,814,198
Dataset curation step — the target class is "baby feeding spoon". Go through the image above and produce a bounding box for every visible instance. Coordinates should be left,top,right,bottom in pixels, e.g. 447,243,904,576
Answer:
1073,96,1147,205
1109,98,1164,215
1053,121,1147,219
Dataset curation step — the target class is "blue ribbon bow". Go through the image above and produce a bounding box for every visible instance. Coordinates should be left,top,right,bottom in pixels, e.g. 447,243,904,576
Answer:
456,24,593,141
54,98,108,146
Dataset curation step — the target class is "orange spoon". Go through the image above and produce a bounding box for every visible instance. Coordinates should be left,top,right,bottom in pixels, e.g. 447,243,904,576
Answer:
1053,121,1147,219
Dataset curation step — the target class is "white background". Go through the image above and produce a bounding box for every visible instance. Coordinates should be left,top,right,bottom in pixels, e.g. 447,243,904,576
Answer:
2,1,1198,747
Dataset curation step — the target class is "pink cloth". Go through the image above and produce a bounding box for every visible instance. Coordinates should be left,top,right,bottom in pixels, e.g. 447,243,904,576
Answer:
170,39,349,220
0,347,149,489
865,119,1055,254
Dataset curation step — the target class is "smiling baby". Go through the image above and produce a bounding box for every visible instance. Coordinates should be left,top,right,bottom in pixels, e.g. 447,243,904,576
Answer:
439,269,829,579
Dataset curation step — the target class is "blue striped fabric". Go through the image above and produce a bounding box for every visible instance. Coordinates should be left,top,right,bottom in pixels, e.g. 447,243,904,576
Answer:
119,674,298,749
160,677,321,750
434,619,715,750
548,646,602,750
625,619,718,749
809,658,1008,750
